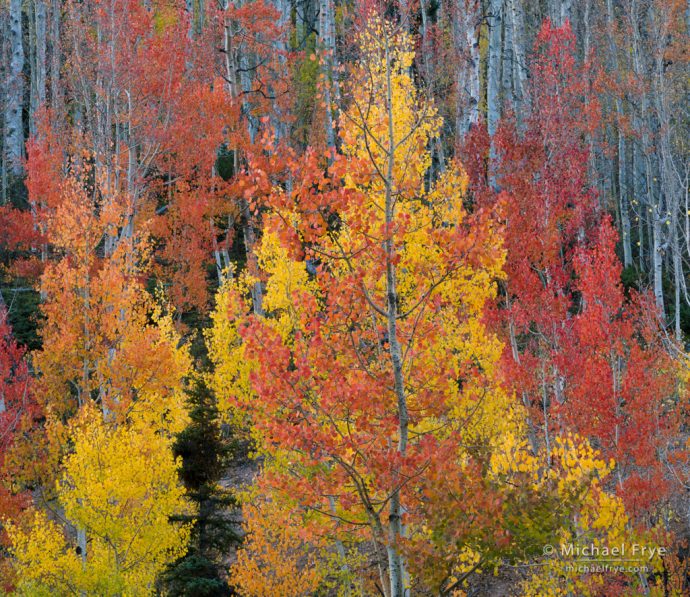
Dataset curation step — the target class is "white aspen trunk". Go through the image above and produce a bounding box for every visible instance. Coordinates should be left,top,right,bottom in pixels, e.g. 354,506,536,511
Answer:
49,0,61,113
222,1,264,316
583,0,592,58
506,292,539,454
419,0,430,76
383,35,408,597
419,0,445,172
210,217,226,284
550,0,572,26
606,0,632,266
185,0,194,38
561,0,573,25
652,5,681,329
223,4,264,314
186,0,204,35
653,215,665,315
674,225,682,339
77,525,87,560
270,0,289,141
487,0,502,138
583,0,599,191
28,3,35,134
631,0,665,318
36,1,47,105
508,0,527,122
487,0,502,188
319,0,337,150
634,140,646,271
328,495,352,596
630,5,647,275
501,1,513,101
30,0,47,135
77,518,87,597
4,0,25,176
619,135,633,267
454,0,480,138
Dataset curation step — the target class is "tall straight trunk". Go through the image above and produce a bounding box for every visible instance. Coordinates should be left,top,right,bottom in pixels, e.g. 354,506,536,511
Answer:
187,0,204,35
633,128,646,271
4,0,25,176
223,7,264,315
508,0,527,123
550,0,572,26
269,0,289,141
653,216,665,315
454,0,480,139
31,0,48,135
28,2,35,135
419,0,430,77
319,0,337,150
77,525,87,565
487,0,502,188
674,224,682,339
487,0,502,138
618,136,632,266
50,0,61,116
185,0,194,37
652,4,680,328
383,34,408,597
606,0,632,266
506,292,539,454
501,2,512,101
328,495,352,597
583,0,592,58
582,0,598,192
630,0,665,318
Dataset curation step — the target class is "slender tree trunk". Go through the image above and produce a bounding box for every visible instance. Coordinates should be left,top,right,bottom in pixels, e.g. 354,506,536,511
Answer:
501,2,512,101
674,224,682,339
653,216,665,316
28,0,47,136
49,0,61,110
328,495,352,597
319,0,337,150
652,5,680,328
36,1,47,106
185,0,194,38
487,0,502,187
383,34,408,597
606,0,632,266
487,0,502,138
550,0,572,26
454,0,480,139
630,0,665,318
508,0,527,123
224,5,264,315
618,136,632,266
4,0,25,176
507,294,539,454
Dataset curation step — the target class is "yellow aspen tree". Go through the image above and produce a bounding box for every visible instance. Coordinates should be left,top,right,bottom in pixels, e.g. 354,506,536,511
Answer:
7,403,191,595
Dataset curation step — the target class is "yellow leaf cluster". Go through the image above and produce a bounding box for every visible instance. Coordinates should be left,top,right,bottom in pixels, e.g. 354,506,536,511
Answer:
7,404,191,596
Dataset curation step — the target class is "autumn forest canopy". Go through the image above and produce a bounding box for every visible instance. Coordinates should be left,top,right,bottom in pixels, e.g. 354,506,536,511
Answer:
0,0,688,595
